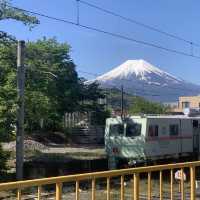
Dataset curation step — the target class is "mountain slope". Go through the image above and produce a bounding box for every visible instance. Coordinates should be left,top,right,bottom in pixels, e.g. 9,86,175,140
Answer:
87,59,200,102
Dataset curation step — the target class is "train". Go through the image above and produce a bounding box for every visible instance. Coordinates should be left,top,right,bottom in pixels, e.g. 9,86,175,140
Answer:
105,114,200,169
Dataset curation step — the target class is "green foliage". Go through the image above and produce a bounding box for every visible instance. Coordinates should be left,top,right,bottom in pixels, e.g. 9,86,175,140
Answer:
0,41,17,141
0,0,39,26
0,37,107,135
79,82,110,125
129,96,168,114
0,0,39,137
0,0,39,175
79,82,105,111
0,0,39,42
90,109,111,126
25,91,51,131
25,38,80,131
105,88,133,111
0,144,9,178
104,89,168,115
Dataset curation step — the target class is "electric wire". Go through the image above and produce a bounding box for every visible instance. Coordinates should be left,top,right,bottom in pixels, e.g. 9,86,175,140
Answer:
79,0,200,47
6,5,200,59
5,4,200,98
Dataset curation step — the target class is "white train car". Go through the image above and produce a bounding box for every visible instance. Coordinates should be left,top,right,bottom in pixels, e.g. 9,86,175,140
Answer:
105,115,200,169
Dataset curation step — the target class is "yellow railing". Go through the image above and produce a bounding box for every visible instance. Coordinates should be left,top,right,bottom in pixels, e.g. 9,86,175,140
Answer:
0,161,199,199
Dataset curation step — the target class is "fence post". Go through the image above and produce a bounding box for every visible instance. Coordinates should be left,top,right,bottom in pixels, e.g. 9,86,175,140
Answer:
121,175,124,200
148,172,151,200
181,169,185,200
107,177,111,200
190,166,196,200
17,189,21,200
134,173,139,200
76,181,80,200
92,179,96,200
56,182,62,200
38,186,41,200
170,169,173,200
160,171,163,200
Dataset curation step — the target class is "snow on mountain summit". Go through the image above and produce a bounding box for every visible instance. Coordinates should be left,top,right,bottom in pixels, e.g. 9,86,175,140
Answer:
95,59,182,84
87,59,200,102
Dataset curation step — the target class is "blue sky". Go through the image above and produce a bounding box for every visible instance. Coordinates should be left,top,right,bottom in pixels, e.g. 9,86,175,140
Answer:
1,0,200,83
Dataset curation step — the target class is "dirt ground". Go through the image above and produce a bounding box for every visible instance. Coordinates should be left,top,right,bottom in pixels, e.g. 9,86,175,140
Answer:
2,140,106,173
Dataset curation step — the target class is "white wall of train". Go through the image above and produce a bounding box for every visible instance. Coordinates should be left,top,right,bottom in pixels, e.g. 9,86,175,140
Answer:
105,110,200,169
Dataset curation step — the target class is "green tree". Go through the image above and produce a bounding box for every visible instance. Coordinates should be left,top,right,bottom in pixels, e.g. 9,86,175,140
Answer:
0,36,107,135
25,38,80,131
0,0,39,138
0,0,39,175
79,82,110,125
129,96,168,114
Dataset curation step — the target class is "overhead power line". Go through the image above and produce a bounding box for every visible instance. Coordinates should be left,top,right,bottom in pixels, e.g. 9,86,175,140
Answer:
79,0,200,47
5,4,200,97
7,5,200,60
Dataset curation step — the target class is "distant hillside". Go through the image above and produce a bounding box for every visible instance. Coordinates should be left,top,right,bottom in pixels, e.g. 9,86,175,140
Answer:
105,88,134,111
104,88,168,115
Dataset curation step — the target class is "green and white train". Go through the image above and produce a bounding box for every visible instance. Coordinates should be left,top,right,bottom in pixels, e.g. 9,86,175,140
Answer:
105,115,200,169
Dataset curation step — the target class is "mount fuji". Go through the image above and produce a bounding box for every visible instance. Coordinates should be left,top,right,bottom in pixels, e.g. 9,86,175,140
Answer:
87,59,200,102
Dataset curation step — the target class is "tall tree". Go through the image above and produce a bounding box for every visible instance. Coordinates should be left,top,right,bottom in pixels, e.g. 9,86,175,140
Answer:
0,0,39,175
0,0,39,138
25,38,80,131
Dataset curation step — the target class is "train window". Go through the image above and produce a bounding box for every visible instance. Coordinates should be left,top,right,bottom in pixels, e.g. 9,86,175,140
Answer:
110,124,124,136
148,125,158,137
169,124,179,136
162,126,167,135
126,123,141,137
193,120,198,128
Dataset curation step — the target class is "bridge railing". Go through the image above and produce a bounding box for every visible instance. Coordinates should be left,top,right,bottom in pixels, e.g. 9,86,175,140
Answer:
0,161,200,200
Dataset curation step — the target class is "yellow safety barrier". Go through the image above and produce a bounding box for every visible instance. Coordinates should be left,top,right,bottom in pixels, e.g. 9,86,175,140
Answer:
0,161,200,200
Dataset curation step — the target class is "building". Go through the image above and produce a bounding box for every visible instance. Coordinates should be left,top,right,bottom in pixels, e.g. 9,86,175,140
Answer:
172,96,200,113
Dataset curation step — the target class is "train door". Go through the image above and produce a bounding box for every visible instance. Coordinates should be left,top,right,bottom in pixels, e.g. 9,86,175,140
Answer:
192,120,200,153
106,122,124,169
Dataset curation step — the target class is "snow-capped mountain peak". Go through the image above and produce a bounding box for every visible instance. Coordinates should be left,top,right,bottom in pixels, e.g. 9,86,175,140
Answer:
87,59,200,102
96,59,181,83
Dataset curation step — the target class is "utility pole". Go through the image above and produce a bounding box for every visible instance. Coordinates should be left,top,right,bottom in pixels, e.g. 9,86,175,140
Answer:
121,85,124,119
16,40,25,180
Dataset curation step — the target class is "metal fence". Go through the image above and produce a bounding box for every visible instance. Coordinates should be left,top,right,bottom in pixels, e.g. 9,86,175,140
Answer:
0,161,200,200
